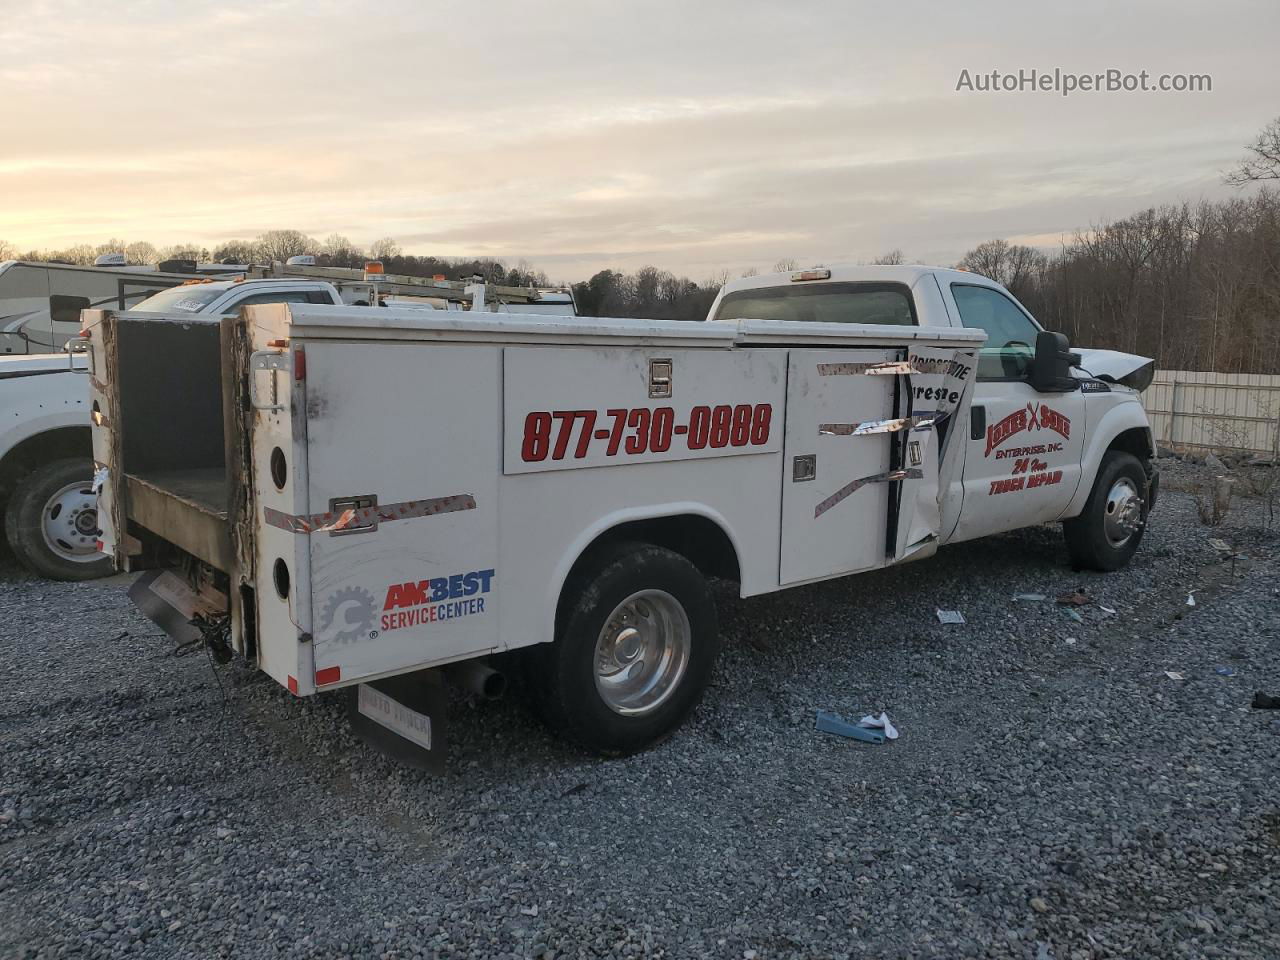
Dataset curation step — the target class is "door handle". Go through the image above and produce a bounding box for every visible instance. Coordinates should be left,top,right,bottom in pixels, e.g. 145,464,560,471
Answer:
970,405,986,440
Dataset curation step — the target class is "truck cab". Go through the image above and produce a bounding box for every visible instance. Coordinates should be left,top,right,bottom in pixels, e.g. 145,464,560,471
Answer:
709,266,1157,570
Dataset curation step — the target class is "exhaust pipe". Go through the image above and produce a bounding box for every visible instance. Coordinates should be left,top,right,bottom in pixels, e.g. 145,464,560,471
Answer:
444,660,507,701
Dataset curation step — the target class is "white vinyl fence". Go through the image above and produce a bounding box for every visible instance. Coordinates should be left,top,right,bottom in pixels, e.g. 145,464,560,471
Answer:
1142,370,1280,456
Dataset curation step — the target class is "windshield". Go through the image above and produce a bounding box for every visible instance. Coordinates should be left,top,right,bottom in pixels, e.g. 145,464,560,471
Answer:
713,282,916,325
130,284,226,313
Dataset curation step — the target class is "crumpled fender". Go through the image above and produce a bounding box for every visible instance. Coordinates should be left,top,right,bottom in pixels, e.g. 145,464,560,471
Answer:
1062,397,1153,518
1074,348,1154,389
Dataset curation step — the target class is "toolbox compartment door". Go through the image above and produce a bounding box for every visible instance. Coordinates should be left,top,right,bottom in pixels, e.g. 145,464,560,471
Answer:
779,349,897,585
892,345,978,560
302,341,501,689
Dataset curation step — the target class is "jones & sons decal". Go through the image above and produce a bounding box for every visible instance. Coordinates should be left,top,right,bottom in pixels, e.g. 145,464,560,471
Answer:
985,402,1071,456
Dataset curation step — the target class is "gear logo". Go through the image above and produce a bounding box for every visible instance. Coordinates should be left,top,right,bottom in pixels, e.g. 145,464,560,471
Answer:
319,586,376,645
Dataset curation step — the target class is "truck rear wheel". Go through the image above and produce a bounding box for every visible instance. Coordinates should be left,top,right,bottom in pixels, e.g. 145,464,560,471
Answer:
4,458,112,581
1062,450,1148,572
536,541,719,755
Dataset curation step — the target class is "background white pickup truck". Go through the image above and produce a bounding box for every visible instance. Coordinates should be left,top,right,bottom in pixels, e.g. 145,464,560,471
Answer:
85,264,1160,759
0,278,343,579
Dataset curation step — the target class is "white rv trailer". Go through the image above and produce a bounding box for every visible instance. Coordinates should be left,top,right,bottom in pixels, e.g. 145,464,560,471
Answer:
0,259,241,355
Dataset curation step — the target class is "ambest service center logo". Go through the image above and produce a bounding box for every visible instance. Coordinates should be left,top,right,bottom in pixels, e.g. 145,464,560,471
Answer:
380,569,496,632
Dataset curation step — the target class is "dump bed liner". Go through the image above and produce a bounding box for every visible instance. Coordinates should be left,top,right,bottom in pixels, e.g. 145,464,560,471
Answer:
125,468,230,570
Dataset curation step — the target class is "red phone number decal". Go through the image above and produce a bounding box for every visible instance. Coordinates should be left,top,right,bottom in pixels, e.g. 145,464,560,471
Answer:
522,404,773,462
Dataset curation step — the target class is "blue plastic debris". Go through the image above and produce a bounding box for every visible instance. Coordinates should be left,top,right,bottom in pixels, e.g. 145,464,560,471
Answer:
1214,666,1236,677
815,711,886,744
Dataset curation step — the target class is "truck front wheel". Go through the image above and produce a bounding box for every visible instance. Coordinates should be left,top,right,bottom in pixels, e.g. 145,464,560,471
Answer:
536,541,719,755
1062,450,1149,572
4,458,112,581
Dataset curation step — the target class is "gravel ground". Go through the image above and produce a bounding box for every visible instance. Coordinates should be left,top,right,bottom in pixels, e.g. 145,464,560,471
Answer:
2,458,1279,960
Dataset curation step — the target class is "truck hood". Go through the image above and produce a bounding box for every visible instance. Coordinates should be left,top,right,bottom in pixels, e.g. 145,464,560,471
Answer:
0,352,82,376
1074,348,1155,391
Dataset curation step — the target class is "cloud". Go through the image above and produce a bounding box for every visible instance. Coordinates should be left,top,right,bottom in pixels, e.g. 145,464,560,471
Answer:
1,0,1276,279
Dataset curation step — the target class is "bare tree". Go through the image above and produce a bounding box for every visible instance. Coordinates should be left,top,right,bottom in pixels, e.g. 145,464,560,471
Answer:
256,230,314,263
958,238,1047,297
369,237,401,261
772,258,799,272
0,239,16,260
741,266,759,278
505,258,549,287
94,238,128,257
51,244,97,265
321,233,363,267
872,249,906,265
1225,115,1280,186
706,268,731,290
125,241,158,265
159,244,210,263
213,239,260,264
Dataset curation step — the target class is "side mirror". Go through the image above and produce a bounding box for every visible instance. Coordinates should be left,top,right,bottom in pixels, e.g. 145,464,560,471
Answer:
1029,331,1077,393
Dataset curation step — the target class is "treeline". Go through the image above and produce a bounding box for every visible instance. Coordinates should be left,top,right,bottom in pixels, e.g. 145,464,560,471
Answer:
6,188,1280,371
572,266,723,321
570,260,822,321
958,189,1280,373
0,230,550,288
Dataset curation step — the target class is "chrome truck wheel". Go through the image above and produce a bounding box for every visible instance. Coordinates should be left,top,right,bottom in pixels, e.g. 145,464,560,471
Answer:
594,589,692,716
1063,451,1150,572
1102,476,1144,547
533,541,719,755
4,458,113,581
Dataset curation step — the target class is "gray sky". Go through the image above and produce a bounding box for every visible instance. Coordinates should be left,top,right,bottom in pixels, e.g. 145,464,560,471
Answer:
1,0,1275,281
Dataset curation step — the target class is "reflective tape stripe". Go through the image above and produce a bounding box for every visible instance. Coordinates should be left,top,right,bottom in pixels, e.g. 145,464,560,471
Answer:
263,494,476,535
818,415,939,437
814,469,923,519
817,360,923,376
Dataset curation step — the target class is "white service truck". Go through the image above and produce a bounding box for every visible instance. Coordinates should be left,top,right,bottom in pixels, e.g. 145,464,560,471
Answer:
84,265,1158,762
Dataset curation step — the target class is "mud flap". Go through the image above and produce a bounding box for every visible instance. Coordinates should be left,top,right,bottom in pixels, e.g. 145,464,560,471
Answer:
128,569,229,647
346,671,449,775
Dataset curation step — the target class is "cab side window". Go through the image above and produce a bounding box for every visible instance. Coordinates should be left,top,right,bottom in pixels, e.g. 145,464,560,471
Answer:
226,290,319,311
950,284,1040,381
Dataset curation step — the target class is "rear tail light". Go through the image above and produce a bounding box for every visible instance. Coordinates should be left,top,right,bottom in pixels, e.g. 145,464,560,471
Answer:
791,269,831,282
